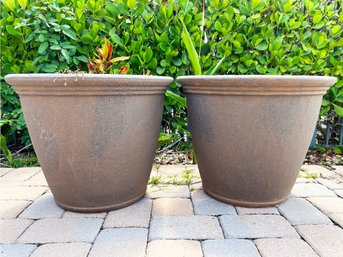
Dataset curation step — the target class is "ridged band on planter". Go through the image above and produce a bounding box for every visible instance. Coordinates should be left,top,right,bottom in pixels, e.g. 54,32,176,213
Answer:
5,74,173,212
177,75,337,207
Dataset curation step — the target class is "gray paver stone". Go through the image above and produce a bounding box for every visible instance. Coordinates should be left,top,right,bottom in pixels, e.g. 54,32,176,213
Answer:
0,244,37,257
30,243,91,257
103,198,152,228
202,239,261,257
191,190,236,215
278,197,332,225
334,189,343,198
146,185,190,198
296,225,343,257
307,197,343,214
291,184,336,197
149,216,223,240
316,178,343,190
333,166,343,176
0,219,33,243
0,200,31,218
88,228,148,257
254,238,319,257
328,213,343,228
235,207,279,215
147,240,203,257
17,218,103,243
301,165,332,176
0,186,47,201
220,215,299,239
0,168,40,182
63,211,107,218
152,198,193,216
23,172,48,186
19,193,64,219
0,168,13,177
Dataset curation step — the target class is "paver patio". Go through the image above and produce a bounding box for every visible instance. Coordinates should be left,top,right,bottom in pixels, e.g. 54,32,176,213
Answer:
0,164,342,257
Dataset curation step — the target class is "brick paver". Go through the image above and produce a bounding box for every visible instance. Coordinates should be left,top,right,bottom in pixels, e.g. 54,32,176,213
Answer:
291,183,336,197
278,197,332,225
0,166,342,257
30,243,91,257
328,213,343,227
0,219,33,244
103,198,152,228
0,244,36,257
147,240,203,257
149,216,223,240
202,239,261,257
254,238,319,257
0,186,47,201
0,168,40,182
17,218,103,244
152,198,193,216
235,207,279,215
307,197,343,214
220,215,299,239
18,193,64,219
0,200,31,218
88,228,148,257
191,190,236,215
0,219,33,243
146,185,190,198
22,172,48,186
296,225,343,257
0,168,13,177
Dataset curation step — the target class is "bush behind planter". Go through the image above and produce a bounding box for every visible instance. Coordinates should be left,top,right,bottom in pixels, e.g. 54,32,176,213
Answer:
1,0,342,149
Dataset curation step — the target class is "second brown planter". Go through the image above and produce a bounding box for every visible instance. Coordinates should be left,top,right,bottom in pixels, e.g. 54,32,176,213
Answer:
5,74,173,212
177,75,337,207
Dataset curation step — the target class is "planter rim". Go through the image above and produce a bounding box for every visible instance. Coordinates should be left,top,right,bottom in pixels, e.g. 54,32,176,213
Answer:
177,75,337,96
5,73,174,96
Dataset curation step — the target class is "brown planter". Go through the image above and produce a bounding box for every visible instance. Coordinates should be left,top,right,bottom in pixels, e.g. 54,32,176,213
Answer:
5,74,173,212
177,75,337,207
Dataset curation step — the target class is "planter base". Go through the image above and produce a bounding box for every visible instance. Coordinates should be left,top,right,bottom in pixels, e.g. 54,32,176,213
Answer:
204,188,289,208
55,192,146,213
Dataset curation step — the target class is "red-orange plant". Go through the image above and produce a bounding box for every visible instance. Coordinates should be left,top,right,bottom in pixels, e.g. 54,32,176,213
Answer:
88,38,129,74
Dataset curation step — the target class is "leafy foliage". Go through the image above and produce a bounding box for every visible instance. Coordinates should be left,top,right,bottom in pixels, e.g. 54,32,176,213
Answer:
87,37,129,74
1,0,342,155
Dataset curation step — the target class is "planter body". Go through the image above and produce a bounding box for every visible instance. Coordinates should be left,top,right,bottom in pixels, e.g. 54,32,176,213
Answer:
177,75,337,207
5,74,173,212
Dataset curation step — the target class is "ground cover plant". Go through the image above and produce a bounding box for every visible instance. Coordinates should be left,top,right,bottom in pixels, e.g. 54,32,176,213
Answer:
1,0,342,167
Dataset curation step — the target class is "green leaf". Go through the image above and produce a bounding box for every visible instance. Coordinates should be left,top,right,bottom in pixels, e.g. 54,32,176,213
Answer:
321,99,330,106
38,42,49,54
215,21,222,32
61,49,72,63
252,0,261,9
313,12,322,24
43,64,58,73
165,90,187,107
180,19,202,75
76,56,88,63
17,0,28,9
50,45,62,50
127,0,136,10
256,42,268,51
332,25,341,35
333,104,343,117
205,57,225,75
62,28,77,40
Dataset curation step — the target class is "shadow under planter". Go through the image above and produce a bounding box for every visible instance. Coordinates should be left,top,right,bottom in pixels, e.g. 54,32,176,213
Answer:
177,75,337,207
5,74,173,212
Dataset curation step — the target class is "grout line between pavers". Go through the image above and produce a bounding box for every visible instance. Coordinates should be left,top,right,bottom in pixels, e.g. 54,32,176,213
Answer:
144,198,154,256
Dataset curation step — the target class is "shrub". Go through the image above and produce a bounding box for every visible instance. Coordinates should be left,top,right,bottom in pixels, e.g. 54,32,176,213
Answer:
1,0,342,150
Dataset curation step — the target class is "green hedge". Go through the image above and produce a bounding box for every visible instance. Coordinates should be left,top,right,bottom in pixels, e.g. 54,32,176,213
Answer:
1,0,342,149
